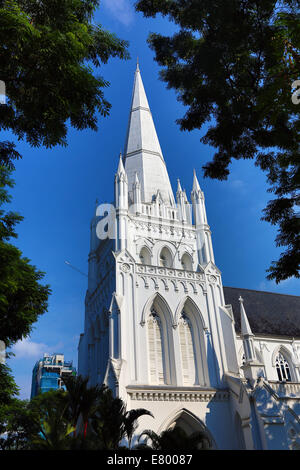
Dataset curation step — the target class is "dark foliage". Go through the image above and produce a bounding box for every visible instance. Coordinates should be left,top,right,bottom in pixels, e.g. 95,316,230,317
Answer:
136,0,300,282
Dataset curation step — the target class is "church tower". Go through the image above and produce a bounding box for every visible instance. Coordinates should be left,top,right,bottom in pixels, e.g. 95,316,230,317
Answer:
78,64,241,449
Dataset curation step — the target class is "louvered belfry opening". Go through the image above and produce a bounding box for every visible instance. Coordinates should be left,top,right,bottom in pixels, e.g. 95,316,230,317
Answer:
179,311,197,386
147,307,165,384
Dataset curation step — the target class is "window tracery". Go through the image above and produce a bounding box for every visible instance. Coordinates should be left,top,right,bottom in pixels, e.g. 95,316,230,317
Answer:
275,352,291,382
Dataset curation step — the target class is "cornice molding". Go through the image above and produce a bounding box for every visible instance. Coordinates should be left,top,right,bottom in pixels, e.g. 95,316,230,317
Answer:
126,386,229,402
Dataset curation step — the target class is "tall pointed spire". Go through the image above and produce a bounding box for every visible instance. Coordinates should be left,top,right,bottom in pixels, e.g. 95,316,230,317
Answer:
124,63,175,206
239,296,261,383
239,296,253,337
177,179,183,194
117,152,125,177
239,296,256,365
192,169,201,194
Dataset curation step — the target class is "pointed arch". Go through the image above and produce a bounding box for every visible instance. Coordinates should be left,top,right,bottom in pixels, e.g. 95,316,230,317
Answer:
141,292,173,327
135,237,153,253
272,345,295,382
174,296,209,386
139,245,152,265
158,408,216,449
158,246,173,268
174,296,207,330
181,252,193,271
272,345,294,367
142,293,176,385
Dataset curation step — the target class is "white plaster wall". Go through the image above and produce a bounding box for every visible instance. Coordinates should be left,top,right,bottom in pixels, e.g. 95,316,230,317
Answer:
124,396,238,450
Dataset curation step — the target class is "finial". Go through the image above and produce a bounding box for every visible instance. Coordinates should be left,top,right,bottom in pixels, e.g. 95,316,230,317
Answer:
136,57,140,71
177,178,183,192
117,152,125,175
239,295,253,337
192,169,201,193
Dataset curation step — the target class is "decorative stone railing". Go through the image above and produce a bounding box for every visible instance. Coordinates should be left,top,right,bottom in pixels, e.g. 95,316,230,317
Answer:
136,264,205,283
268,381,300,398
137,203,179,221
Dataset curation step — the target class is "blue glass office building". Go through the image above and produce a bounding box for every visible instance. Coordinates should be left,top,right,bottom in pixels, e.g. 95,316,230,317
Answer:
31,353,76,398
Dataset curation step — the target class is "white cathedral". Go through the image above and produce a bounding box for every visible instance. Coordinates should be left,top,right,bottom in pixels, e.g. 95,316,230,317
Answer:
78,64,300,450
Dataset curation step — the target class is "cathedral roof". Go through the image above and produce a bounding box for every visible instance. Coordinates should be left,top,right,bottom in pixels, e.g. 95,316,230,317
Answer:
223,286,300,338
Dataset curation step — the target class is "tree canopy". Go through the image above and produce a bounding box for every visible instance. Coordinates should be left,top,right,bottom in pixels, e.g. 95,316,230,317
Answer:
135,0,300,283
0,0,129,409
0,166,50,348
0,0,129,167
0,379,153,450
0,166,50,413
137,426,211,450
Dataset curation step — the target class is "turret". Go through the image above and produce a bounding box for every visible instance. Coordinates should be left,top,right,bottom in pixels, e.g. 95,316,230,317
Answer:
176,179,187,222
183,189,192,224
191,170,214,265
239,296,265,384
191,170,207,225
240,296,256,363
115,153,128,210
114,154,128,251
132,172,141,214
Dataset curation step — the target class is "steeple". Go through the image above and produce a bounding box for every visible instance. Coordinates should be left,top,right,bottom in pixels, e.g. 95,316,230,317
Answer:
177,179,186,222
116,153,127,181
132,171,142,214
124,63,175,206
192,169,201,194
239,296,253,337
239,296,256,364
177,179,183,194
239,296,265,384
115,153,128,211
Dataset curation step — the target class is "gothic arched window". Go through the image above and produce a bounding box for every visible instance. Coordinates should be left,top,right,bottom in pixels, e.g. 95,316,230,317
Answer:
147,308,165,384
159,247,172,268
181,253,193,271
139,247,151,265
178,312,197,385
275,353,291,382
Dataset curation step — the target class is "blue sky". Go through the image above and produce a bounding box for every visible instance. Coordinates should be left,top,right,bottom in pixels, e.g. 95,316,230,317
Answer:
4,1,299,399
